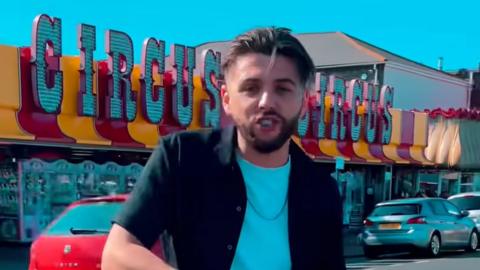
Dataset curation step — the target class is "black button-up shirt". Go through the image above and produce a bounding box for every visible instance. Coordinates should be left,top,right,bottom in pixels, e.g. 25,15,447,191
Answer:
115,126,346,270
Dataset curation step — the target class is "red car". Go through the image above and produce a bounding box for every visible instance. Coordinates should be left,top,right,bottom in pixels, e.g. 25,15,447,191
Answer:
28,194,164,270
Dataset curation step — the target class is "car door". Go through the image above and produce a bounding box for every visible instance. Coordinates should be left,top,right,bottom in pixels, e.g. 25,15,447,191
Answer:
428,200,454,247
442,201,471,246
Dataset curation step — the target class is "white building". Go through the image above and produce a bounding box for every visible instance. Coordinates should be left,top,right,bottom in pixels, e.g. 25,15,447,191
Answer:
196,32,471,110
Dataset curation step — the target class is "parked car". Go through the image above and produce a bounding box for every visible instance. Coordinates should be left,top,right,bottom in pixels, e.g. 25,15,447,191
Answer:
360,198,479,259
28,194,164,270
448,192,480,231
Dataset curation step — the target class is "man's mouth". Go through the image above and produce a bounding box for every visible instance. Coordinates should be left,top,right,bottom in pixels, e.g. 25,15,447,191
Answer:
255,115,282,131
259,118,274,128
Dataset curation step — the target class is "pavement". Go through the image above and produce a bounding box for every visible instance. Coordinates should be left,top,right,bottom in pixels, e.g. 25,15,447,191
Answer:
0,242,30,270
343,227,364,258
345,250,480,270
0,228,364,269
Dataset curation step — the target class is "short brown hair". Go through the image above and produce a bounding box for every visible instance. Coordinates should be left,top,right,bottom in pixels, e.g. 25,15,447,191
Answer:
222,27,315,89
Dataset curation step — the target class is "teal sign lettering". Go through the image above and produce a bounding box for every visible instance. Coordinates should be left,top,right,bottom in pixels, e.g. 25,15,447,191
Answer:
313,73,328,139
78,24,96,117
171,45,194,127
348,79,363,142
380,85,394,144
200,49,221,128
365,83,380,143
31,14,63,113
140,38,165,124
105,30,136,121
331,76,347,140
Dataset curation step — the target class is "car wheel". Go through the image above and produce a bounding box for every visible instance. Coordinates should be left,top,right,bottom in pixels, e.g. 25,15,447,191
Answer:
363,246,380,259
466,230,479,252
426,233,441,257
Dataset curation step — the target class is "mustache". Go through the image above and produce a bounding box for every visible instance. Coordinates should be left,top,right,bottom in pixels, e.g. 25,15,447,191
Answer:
255,110,284,120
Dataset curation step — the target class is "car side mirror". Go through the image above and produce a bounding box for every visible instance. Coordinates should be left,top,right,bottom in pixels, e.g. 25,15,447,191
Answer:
460,210,470,217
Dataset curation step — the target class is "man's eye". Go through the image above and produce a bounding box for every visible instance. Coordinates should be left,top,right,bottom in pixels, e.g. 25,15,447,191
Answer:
277,87,292,93
242,85,259,93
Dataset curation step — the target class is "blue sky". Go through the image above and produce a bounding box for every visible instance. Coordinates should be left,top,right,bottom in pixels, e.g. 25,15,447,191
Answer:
2,0,479,71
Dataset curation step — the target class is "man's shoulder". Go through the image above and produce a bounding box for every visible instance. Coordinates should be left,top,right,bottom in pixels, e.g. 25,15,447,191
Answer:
290,142,335,179
158,128,227,165
160,128,223,147
310,162,336,183
297,157,336,189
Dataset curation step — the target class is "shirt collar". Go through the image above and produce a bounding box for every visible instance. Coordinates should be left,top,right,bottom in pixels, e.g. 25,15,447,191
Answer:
214,125,309,170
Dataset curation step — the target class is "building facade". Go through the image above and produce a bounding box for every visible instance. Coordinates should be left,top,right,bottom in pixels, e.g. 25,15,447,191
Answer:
0,14,476,241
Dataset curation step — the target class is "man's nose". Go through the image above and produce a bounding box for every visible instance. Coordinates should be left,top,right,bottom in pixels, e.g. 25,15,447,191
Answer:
258,90,275,110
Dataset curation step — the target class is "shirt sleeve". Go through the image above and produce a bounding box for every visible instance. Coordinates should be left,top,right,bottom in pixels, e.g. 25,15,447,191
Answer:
327,175,347,270
113,135,177,248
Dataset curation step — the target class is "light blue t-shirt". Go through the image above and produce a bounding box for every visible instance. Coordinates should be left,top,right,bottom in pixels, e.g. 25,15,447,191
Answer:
231,152,291,270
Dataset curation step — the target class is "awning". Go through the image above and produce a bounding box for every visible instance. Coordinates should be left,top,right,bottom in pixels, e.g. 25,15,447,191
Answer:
294,108,433,165
425,108,480,169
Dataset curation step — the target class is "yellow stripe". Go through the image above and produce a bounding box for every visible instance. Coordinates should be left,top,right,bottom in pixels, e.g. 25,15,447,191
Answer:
383,109,409,163
353,140,382,163
57,57,111,145
318,139,350,160
410,112,433,164
413,112,428,146
389,109,402,145
127,65,161,148
0,46,34,140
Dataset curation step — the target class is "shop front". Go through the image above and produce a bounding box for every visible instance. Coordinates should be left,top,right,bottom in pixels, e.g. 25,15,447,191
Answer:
390,108,480,205
0,158,144,242
0,15,224,242
0,13,435,241
424,108,480,193
297,93,433,226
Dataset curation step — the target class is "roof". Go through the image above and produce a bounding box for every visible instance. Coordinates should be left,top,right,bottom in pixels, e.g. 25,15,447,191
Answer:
195,32,462,80
195,32,383,69
341,33,461,77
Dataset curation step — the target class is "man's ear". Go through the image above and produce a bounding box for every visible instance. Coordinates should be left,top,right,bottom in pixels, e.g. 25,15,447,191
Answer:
221,84,231,116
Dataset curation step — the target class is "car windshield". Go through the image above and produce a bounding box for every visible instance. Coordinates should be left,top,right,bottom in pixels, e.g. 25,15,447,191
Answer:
371,204,421,216
449,196,480,211
45,202,123,236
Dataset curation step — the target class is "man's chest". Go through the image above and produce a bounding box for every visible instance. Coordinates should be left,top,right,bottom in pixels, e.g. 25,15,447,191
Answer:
170,158,336,269
175,163,330,234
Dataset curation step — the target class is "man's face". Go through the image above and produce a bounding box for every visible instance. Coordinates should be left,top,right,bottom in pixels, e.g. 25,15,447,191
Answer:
222,53,308,153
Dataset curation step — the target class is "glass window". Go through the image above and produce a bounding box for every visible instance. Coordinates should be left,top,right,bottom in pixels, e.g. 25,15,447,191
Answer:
449,196,480,210
460,174,474,193
394,170,416,199
429,200,448,215
371,204,421,216
45,202,123,235
443,201,461,216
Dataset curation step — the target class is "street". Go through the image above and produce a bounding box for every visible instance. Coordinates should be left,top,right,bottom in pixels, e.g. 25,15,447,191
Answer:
346,250,480,270
1,243,479,270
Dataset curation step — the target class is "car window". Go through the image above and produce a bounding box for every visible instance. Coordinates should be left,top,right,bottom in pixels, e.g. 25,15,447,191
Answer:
371,204,421,216
443,201,461,216
449,196,480,210
45,202,123,235
429,200,448,215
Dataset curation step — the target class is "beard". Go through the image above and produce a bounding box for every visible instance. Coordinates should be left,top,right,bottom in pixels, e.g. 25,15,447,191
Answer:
236,108,302,154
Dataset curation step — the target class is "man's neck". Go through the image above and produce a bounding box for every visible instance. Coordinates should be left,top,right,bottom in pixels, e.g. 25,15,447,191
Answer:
236,132,290,168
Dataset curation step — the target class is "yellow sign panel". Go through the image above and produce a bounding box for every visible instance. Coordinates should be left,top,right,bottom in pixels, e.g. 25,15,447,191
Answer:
0,45,34,140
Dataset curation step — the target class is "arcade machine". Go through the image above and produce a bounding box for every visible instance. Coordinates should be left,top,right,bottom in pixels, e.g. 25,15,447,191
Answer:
0,158,144,243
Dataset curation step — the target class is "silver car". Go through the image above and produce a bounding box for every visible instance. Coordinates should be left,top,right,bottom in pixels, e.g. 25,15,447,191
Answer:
448,192,480,231
360,198,479,259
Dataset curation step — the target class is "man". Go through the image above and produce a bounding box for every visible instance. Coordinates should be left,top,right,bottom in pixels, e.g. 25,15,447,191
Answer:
102,27,345,270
